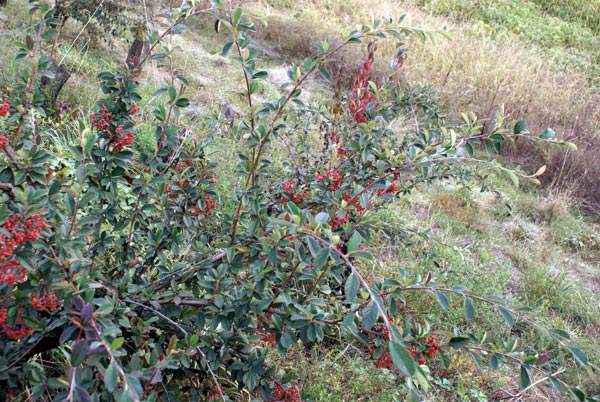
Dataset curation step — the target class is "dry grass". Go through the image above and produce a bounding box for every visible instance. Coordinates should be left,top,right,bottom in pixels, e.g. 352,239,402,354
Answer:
248,0,600,208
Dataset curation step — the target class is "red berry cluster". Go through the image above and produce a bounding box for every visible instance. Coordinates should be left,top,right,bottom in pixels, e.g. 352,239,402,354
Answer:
0,234,16,258
373,350,393,369
0,308,34,340
348,43,377,123
128,102,140,116
110,125,135,152
0,259,27,285
408,336,441,366
91,107,112,132
31,292,60,313
3,213,46,244
329,210,349,230
91,107,135,151
188,194,216,216
341,193,368,213
269,381,302,402
0,98,9,116
1,323,34,340
0,213,45,285
376,182,399,197
0,135,8,151
281,179,308,204
175,159,194,173
316,169,343,191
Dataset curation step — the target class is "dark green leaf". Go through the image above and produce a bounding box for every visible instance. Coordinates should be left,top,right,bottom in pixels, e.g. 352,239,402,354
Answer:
175,97,189,107
464,297,475,322
71,339,88,366
549,328,570,340
489,354,499,369
566,345,588,366
345,273,359,302
221,41,233,56
361,301,378,331
435,291,449,310
74,386,91,402
313,247,329,270
514,119,526,134
346,231,362,253
569,387,586,402
26,35,34,51
519,365,531,389
280,331,292,349
496,306,514,328
389,340,416,377
125,374,143,399
105,361,118,392
448,336,470,349
318,66,331,81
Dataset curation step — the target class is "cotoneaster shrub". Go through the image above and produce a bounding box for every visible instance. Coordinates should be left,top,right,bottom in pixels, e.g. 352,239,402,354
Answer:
0,1,591,401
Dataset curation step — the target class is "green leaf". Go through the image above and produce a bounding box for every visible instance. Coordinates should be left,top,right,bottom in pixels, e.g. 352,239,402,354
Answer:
306,236,320,257
110,338,124,351
514,119,526,134
341,314,358,336
25,35,34,51
435,291,449,310
519,365,531,389
314,211,329,224
448,336,470,349
406,389,420,402
464,297,475,322
506,170,519,187
105,361,118,392
361,301,378,331
496,306,514,328
313,247,329,270
175,97,190,107
348,250,373,261
71,339,88,366
569,387,586,402
233,8,243,25
566,345,588,366
389,340,416,377
280,331,292,349
75,386,91,402
318,66,331,81
221,41,233,56
540,128,555,139
125,374,143,399
489,354,499,369
464,141,474,157
168,87,177,102
549,328,570,340
346,231,362,253
345,273,359,303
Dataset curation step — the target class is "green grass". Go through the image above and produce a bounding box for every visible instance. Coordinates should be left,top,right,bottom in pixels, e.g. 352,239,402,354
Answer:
413,0,600,82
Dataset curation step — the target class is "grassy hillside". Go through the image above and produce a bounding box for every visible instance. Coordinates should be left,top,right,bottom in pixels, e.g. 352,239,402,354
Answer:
0,0,599,401
250,0,600,211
